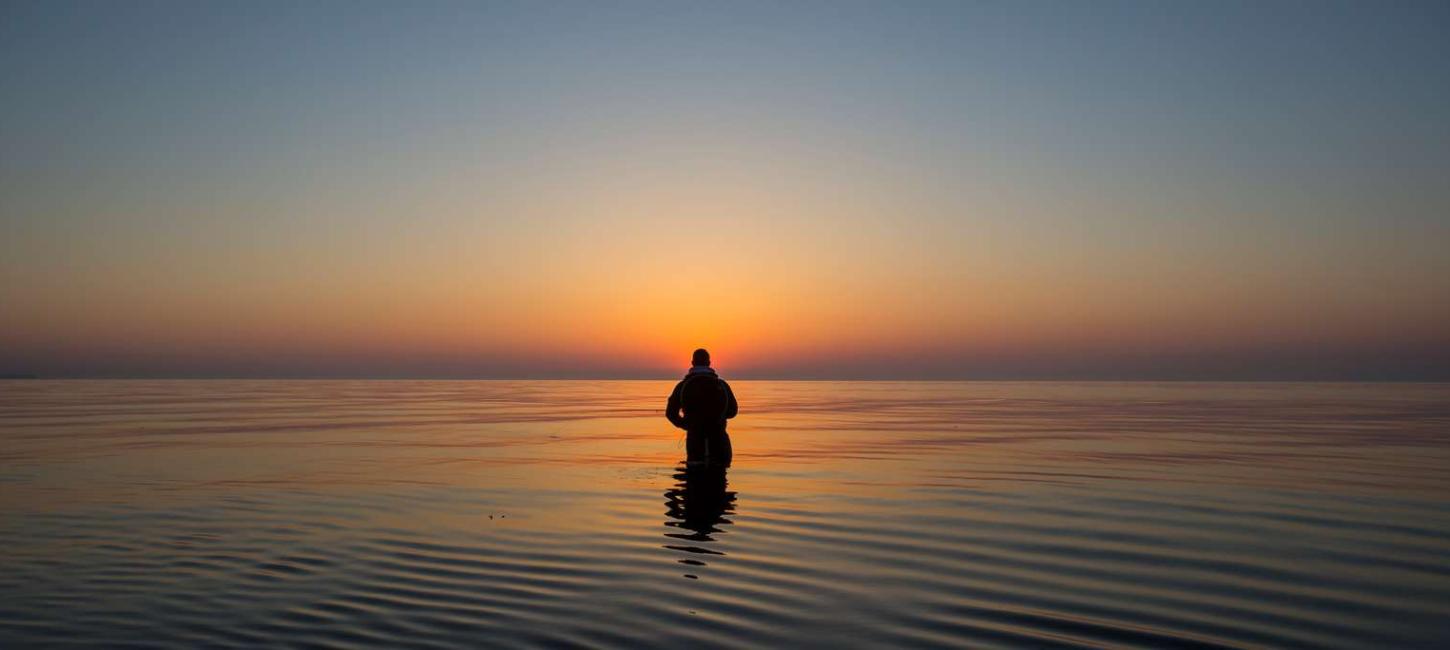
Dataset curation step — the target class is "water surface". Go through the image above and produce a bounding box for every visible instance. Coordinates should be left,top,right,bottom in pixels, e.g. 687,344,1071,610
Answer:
2,380,1448,648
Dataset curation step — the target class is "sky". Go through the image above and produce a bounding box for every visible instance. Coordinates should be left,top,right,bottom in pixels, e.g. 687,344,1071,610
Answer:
2,1,1448,379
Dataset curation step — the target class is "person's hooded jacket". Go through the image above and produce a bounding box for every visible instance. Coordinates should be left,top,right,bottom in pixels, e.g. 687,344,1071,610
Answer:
665,366,738,432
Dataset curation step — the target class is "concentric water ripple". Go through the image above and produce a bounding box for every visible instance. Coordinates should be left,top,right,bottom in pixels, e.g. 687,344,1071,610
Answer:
2,380,1448,648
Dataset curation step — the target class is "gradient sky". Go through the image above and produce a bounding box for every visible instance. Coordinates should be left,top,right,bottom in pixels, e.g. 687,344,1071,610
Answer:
3,1,1448,379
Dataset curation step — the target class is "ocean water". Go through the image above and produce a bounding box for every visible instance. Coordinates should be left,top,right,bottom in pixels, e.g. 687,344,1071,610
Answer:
1,380,1447,649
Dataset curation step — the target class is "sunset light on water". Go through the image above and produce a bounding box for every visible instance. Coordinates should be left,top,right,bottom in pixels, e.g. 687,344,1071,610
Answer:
4,381,1448,647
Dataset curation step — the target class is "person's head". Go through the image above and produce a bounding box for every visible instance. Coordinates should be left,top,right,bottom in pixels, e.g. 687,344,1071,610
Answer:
691,348,711,367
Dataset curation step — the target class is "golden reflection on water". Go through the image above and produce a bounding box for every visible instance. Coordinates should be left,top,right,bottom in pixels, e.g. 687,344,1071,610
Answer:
5,380,1448,507
2,380,1449,647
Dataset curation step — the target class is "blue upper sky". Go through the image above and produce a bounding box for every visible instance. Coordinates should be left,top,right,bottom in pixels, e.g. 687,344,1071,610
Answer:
2,1,1448,378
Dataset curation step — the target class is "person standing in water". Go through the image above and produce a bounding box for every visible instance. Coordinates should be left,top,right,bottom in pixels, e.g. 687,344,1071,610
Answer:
666,348,738,467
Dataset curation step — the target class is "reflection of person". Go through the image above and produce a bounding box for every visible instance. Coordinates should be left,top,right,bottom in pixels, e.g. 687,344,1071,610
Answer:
665,348,738,467
664,463,736,551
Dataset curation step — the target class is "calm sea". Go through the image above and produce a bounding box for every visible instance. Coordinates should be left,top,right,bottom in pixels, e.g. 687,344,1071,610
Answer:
2,380,1447,648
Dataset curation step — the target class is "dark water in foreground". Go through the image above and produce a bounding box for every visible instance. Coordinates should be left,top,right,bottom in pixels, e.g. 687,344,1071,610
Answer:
2,380,1448,648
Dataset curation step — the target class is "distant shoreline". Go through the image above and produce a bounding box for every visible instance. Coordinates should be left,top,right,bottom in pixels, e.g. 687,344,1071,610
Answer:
3,376,1447,384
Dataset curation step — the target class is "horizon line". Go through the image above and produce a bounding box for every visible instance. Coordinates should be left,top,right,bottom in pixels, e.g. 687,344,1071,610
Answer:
5,375,1447,383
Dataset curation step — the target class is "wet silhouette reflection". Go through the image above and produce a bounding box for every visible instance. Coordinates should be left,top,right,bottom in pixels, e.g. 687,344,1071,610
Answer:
662,461,736,579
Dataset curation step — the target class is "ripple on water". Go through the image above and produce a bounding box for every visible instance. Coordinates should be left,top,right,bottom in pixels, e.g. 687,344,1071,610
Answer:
2,380,1449,648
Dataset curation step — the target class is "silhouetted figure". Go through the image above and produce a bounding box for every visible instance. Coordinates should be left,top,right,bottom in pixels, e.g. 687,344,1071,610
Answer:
663,462,736,578
665,348,738,468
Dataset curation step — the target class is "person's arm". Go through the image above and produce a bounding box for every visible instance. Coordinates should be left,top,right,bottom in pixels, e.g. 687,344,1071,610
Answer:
723,381,738,420
665,381,687,429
